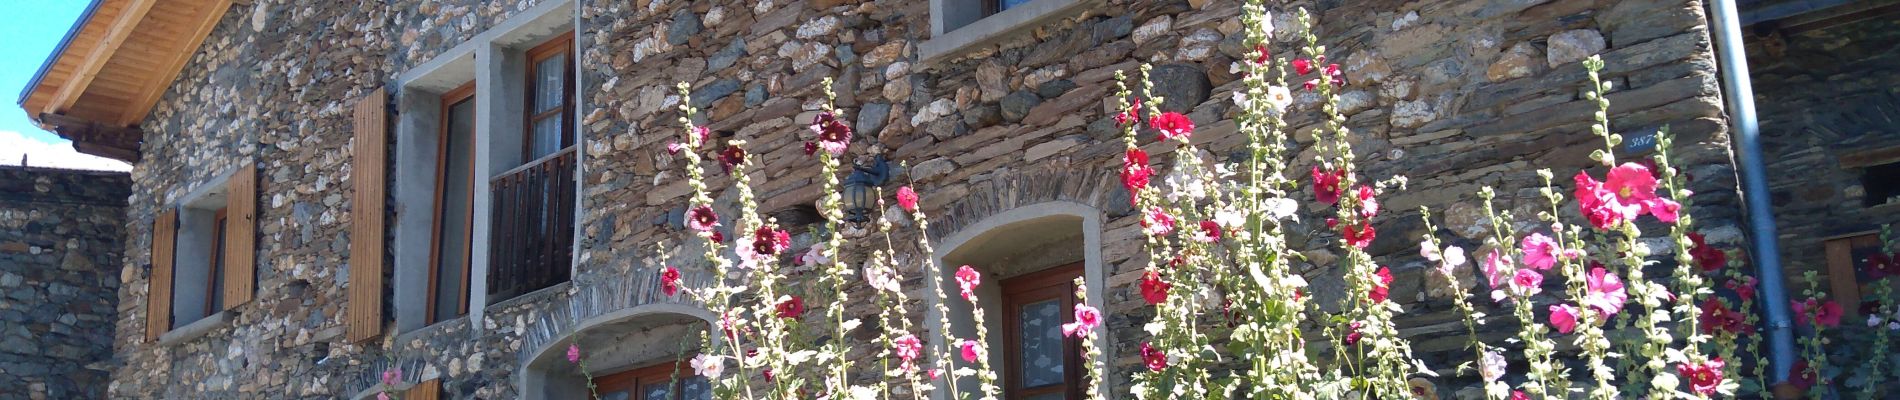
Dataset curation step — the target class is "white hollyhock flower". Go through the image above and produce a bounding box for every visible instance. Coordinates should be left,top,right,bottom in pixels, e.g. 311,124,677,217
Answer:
1480,351,1506,382
691,354,724,379
1263,198,1299,222
1264,85,1293,112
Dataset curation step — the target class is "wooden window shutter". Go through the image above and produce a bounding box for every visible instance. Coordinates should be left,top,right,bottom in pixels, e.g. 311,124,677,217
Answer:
221,164,258,307
147,209,177,342
405,379,441,400
347,87,389,343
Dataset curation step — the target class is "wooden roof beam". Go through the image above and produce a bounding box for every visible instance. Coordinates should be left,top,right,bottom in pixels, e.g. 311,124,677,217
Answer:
117,0,233,126
43,0,160,116
39,112,142,163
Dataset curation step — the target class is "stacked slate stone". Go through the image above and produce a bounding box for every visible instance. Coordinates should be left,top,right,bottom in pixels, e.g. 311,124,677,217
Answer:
0,166,128,400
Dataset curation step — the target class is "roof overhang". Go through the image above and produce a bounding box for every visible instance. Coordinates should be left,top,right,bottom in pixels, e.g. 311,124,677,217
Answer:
16,0,242,163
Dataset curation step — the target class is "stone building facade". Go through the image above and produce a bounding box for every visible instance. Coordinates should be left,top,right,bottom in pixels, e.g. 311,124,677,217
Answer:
0,166,129,400
17,0,1811,398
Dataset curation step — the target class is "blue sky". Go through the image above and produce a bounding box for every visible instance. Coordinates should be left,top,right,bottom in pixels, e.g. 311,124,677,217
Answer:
0,0,130,170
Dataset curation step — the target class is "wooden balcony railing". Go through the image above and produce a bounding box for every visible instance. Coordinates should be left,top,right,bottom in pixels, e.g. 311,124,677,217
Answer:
487,147,576,302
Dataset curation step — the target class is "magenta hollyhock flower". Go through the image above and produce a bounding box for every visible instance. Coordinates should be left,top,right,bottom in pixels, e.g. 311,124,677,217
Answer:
1293,58,1314,75
893,334,924,368
1605,162,1660,203
1584,267,1628,318
1342,321,1365,346
1354,185,1379,219
381,367,402,386
1369,267,1393,303
1508,268,1543,298
1790,359,1817,390
775,296,806,320
1677,357,1726,396
1139,271,1170,305
717,145,746,173
1645,197,1681,223
1793,299,1843,327
1115,98,1143,127
687,205,719,232
1252,45,1271,65
1149,112,1195,140
1140,342,1168,371
955,265,982,301
1520,233,1560,271
1121,148,1154,198
959,339,981,363
1549,303,1581,334
1192,220,1222,243
1510,390,1529,400
1483,250,1511,288
1342,222,1375,249
1311,166,1344,205
1573,171,1641,229
567,343,582,364
1141,207,1176,237
896,186,919,212
378,393,390,400
659,266,681,297
808,112,853,156
1063,304,1102,338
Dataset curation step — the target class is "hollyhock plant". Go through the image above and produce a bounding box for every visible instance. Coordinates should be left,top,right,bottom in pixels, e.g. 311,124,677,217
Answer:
659,266,681,297
687,205,719,232
955,265,982,301
717,145,746,173
1342,222,1375,249
1355,185,1380,219
1142,207,1176,236
1508,268,1543,298
1149,112,1195,140
1480,350,1507,382
1369,266,1393,303
752,226,791,256
1140,342,1168,371
1140,271,1170,305
1343,321,1365,346
1122,148,1154,197
1583,266,1628,318
1312,166,1344,204
1549,303,1581,334
893,334,924,369
1115,98,1142,127
1293,58,1314,75
1063,304,1101,338
1192,220,1223,243
959,339,981,363
895,186,919,212
1521,232,1560,270
808,111,852,155
775,296,806,320
1699,299,1747,335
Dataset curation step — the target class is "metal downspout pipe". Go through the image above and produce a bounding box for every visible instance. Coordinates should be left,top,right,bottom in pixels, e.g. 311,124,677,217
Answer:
1708,0,1797,384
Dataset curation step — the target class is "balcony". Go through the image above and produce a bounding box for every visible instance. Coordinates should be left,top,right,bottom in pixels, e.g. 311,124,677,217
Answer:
487,147,576,302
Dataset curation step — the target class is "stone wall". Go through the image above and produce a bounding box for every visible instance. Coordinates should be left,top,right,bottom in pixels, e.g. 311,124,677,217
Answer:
1750,16,1900,285
100,0,1743,398
0,166,128,400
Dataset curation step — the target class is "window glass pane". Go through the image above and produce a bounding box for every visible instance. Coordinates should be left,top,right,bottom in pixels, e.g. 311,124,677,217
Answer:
999,0,1032,11
639,382,671,400
433,97,476,322
534,55,566,113
600,390,631,400
679,376,712,400
1018,299,1065,388
209,218,226,311
530,115,564,159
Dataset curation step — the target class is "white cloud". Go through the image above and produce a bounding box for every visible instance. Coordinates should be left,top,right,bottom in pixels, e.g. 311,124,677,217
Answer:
0,130,132,172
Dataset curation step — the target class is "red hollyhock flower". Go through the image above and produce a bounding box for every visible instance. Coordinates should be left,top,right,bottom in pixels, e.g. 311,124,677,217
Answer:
1139,271,1171,305
1115,98,1143,127
1867,252,1899,279
1790,359,1818,390
1312,166,1344,204
808,112,852,156
1324,64,1345,87
1355,185,1379,219
775,296,806,320
717,145,746,173
1142,207,1177,237
1192,220,1223,243
1149,112,1195,140
1252,44,1270,65
1699,299,1747,335
1369,266,1393,303
1121,148,1154,200
659,266,682,297
1687,232,1728,272
688,205,720,232
896,186,920,212
1343,222,1376,249
1342,321,1364,346
1293,58,1314,75
1792,299,1844,327
752,226,791,256
1140,342,1168,371
708,230,724,243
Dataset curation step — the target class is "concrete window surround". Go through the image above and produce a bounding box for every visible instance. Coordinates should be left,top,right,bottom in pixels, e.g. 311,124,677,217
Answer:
391,0,576,334
517,304,718,400
162,166,243,338
924,200,1108,399
921,0,1095,64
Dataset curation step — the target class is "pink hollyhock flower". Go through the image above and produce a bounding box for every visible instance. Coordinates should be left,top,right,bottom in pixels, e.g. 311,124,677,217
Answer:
956,265,982,301
1149,112,1195,140
1549,303,1581,334
1324,63,1345,87
687,205,720,232
566,344,582,364
1140,271,1170,305
1311,166,1344,204
1369,267,1393,303
666,141,686,154
798,243,828,267
960,339,981,363
1115,98,1143,127
717,145,746,173
1063,304,1102,337
1483,250,1511,289
896,186,919,212
1583,267,1627,318
1687,232,1728,273
752,226,791,256
1142,207,1176,236
1192,220,1222,243
1342,321,1364,346
1293,58,1314,75
1645,197,1681,223
928,368,944,381
378,393,390,400
659,266,682,297
1573,171,1641,229
1420,241,1440,261
893,334,924,368
1342,222,1376,249
1442,246,1467,271
1510,390,1529,400
1354,185,1379,219
775,296,806,320
1605,162,1660,203
381,367,403,386
691,354,724,379
1508,268,1543,298
1520,233,1560,271
1121,148,1154,201
1678,357,1726,396
1140,342,1168,371
808,112,853,155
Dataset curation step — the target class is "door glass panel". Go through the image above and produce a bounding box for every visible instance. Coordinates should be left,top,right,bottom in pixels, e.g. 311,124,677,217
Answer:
534,55,566,113
1019,299,1065,388
679,376,712,400
530,115,563,159
432,97,476,322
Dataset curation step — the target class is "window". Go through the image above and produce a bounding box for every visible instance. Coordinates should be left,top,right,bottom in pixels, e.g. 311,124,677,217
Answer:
205,207,228,317
487,31,578,303
922,0,1092,63
1826,232,1891,317
1002,263,1084,400
524,32,575,161
428,82,477,324
1862,161,1900,208
147,164,257,342
594,359,713,400
987,0,1031,14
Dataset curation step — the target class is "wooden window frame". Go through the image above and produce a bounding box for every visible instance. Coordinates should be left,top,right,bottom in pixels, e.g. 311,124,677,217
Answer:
1000,263,1085,400
523,32,576,162
1825,232,1892,317
595,358,699,400
426,82,478,325
205,207,228,317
